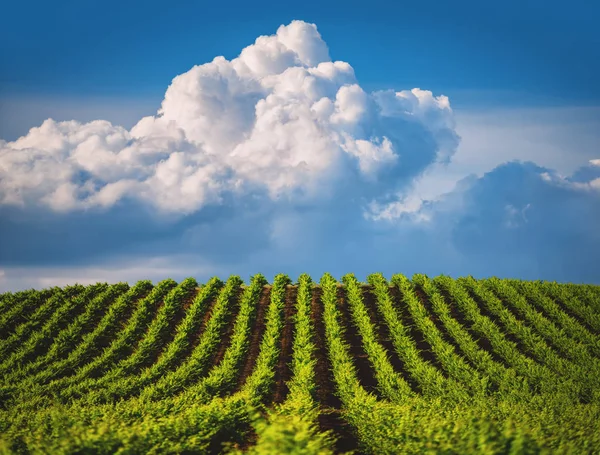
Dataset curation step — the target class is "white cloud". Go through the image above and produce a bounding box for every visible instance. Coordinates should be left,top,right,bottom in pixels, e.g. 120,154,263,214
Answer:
4,21,599,290
538,168,600,193
453,106,600,176
366,105,600,222
365,195,430,223
0,20,457,213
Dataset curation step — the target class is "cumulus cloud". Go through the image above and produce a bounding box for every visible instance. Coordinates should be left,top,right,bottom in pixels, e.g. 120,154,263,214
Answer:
0,20,457,213
1,19,599,290
359,160,600,283
445,162,600,282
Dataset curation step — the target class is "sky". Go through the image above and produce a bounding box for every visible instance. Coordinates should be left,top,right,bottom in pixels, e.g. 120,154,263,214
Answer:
0,0,599,290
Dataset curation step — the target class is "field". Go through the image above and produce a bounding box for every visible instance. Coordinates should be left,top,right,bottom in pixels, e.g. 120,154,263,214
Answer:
0,273,599,454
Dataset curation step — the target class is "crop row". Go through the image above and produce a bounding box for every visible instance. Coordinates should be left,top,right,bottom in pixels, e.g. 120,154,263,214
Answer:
0,275,598,453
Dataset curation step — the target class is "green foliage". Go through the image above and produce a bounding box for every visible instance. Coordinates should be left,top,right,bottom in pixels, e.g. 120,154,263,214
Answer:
0,275,599,454
342,273,413,401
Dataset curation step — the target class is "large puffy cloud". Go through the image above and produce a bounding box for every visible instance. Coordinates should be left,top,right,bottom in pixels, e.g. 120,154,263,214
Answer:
445,161,600,282
0,20,457,213
2,20,599,291
366,160,600,283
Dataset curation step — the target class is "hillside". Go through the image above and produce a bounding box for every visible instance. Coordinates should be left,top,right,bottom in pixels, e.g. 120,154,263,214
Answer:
1,273,599,454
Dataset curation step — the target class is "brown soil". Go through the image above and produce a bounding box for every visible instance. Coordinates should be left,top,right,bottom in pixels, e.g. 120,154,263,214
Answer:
212,288,243,367
462,284,544,365
0,292,54,340
97,288,152,351
389,285,448,377
26,288,104,364
361,287,421,394
234,286,271,391
123,288,172,344
311,286,362,454
541,289,598,336
144,289,196,368
189,288,222,351
413,285,478,369
272,285,297,404
181,287,198,312
56,288,130,360
435,283,513,370
508,290,575,360
336,287,381,396
73,290,168,382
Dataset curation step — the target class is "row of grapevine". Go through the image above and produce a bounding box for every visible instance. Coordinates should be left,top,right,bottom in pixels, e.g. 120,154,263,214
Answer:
67,277,222,404
539,280,600,334
0,274,598,453
45,279,176,400
342,273,413,402
459,277,598,400
394,274,487,396
165,274,267,406
4,283,130,384
415,275,530,398
0,287,67,338
139,275,242,400
0,283,108,378
249,273,335,454
20,280,154,388
64,278,198,405
508,279,600,356
485,278,597,367
367,273,454,399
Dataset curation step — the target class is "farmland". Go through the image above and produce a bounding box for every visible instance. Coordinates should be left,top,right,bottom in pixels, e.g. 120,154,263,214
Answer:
0,273,599,454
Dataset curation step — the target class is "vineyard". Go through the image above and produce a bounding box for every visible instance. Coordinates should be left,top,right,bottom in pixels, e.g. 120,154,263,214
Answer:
0,273,599,454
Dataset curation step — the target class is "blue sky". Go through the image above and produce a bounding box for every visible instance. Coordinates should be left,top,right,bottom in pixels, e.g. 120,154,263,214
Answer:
0,0,599,290
2,0,599,103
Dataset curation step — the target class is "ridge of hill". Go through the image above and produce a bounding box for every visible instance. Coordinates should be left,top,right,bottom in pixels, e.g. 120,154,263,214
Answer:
1,273,599,454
